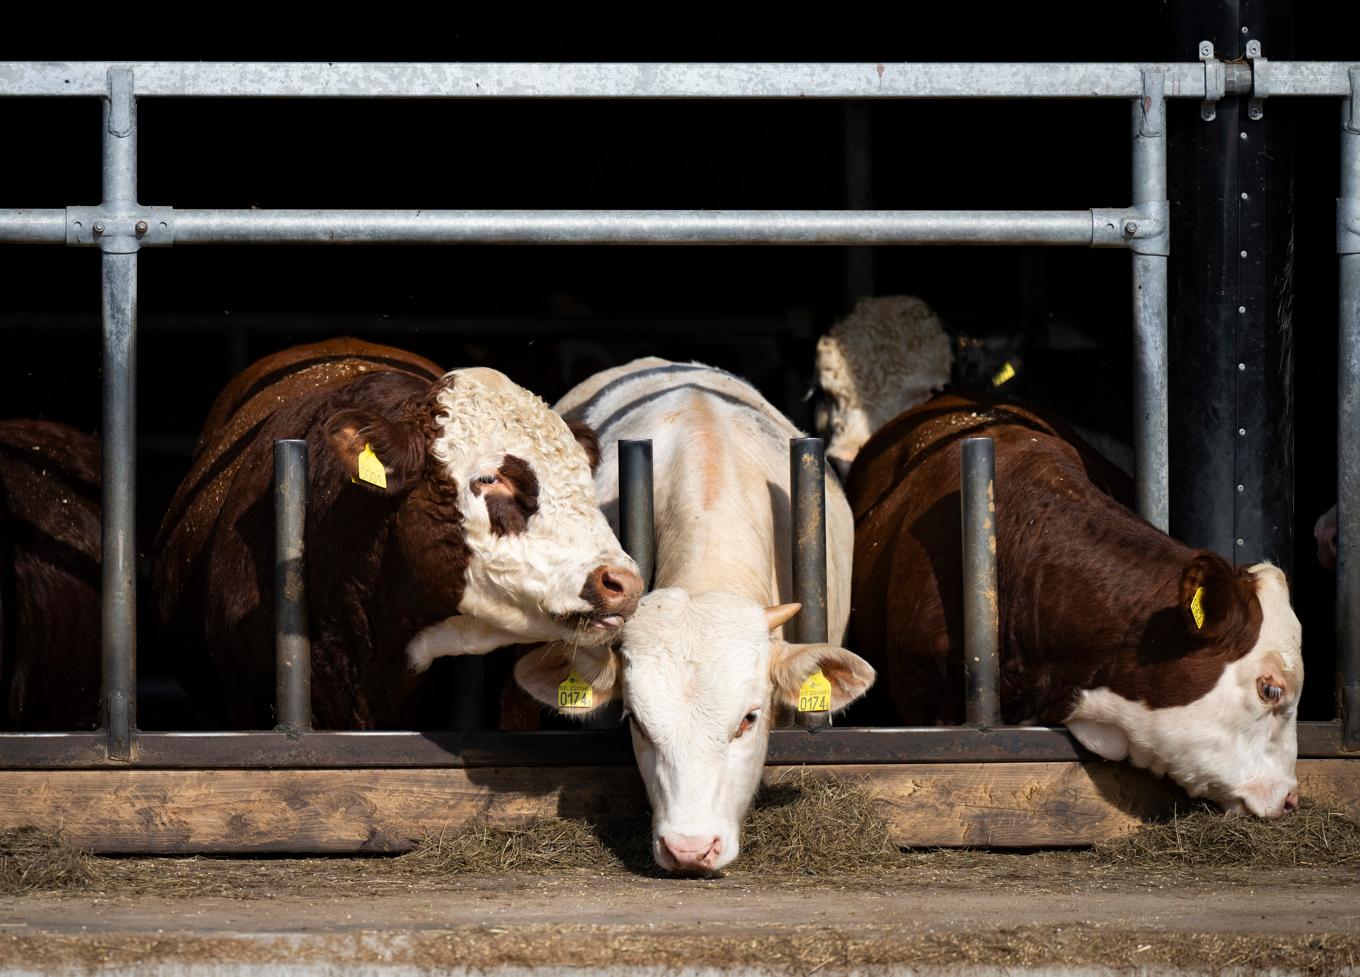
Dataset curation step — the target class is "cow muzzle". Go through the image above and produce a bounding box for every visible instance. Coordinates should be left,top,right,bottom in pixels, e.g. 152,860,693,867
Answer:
657,833,723,873
579,564,644,629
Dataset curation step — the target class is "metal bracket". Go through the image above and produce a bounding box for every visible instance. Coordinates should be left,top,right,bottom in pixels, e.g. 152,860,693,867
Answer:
1246,39,1267,121
66,205,175,251
1199,41,1225,122
1092,204,1170,256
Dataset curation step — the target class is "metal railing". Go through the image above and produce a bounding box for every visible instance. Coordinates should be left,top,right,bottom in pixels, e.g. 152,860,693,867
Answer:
0,56,1356,764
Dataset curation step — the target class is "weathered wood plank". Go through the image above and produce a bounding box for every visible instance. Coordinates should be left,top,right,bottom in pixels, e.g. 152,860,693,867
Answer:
0,760,1354,853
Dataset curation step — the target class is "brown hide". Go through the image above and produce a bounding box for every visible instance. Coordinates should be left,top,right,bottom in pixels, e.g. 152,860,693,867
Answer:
0,420,101,730
847,392,1265,726
152,339,470,730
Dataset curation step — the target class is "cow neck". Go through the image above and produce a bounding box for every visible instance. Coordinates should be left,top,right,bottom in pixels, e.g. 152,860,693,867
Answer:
648,416,778,607
996,444,1263,719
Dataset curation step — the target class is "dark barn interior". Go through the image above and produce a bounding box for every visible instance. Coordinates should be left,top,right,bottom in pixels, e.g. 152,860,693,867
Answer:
1,7,1356,729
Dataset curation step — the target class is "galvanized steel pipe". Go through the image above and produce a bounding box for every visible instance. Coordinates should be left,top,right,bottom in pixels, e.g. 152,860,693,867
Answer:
961,438,1001,729
1339,72,1360,750
99,69,138,761
273,440,312,733
1131,77,1171,532
170,209,1103,247
617,440,655,590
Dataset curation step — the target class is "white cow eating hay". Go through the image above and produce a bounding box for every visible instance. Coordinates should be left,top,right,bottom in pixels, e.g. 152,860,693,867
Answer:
515,358,874,873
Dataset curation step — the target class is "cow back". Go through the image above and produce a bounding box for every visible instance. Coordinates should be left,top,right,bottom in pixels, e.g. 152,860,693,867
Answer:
0,420,102,730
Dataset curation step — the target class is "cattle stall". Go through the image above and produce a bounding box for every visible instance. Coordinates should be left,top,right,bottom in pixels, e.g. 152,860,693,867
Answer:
0,45,1358,853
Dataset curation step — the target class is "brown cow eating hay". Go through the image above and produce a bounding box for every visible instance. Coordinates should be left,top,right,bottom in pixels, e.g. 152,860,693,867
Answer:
153,338,641,729
848,392,1303,819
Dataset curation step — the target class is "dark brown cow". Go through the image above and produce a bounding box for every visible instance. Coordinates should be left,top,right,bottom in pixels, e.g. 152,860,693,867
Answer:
152,338,641,730
848,392,1303,818
0,420,101,730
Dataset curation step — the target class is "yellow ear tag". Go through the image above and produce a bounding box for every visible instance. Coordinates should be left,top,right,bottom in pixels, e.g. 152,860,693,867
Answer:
557,671,593,710
355,443,387,489
991,361,1017,387
798,670,832,713
1190,586,1206,630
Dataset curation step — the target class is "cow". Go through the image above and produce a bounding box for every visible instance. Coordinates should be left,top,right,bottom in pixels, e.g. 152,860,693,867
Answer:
509,359,875,873
0,420,102,731
152,338,642,730
847,391,1303,819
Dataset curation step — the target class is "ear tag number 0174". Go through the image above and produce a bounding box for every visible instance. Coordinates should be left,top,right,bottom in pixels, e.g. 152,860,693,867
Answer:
558,671,593,710
798,670,832,713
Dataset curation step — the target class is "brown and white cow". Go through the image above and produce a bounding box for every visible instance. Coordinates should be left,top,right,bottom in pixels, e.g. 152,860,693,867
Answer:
511,359,874,872
0,420,102,730
849,392,1303,819
152,338,642,729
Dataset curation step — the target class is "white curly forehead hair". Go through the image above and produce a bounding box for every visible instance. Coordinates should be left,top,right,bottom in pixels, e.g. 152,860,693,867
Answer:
815,295,952,466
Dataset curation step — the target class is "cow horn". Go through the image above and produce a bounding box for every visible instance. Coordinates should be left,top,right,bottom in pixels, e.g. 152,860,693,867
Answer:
763,603,802,631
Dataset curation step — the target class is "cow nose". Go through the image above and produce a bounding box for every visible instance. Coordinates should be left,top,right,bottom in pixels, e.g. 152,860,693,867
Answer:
1283,791,1299,813
585,564,643,621
660,834,722,872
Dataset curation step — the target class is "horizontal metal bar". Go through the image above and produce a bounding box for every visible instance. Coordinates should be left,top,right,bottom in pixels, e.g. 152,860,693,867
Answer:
0,61,1256,100
0,209,65,243
171,209,1106,246
0,722,1347,769
1259,60,1360,97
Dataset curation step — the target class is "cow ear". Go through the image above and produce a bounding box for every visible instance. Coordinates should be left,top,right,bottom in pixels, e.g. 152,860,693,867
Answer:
1066,718,1130,761
1178,552,1240,640
514,641,620,715
323,408,426,493
770,640,876,713
565,418,601,473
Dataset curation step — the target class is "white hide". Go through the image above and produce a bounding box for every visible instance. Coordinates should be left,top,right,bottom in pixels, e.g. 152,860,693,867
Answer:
1066,564,1303,818
406,367,637,670
814,296,951,468
552,358,868,871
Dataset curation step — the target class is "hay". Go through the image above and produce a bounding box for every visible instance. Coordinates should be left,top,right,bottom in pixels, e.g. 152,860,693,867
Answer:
1095,799,1360,868
402,772,896,878
0,828,94,893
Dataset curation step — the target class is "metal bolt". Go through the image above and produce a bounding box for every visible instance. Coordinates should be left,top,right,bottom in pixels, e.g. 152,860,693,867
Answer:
1241,192,1249,200
1241,250,1248,258
92,221,105,234
1238,306,1247,314
1240,131,1248,140
1239,428,1247,436
1246,40,1261,58
1123,220,1139,237
1248,104,1264,121
1237,484,1245,493
135,220,149,235
1199,42,1213,58
1237,538,1245,547
1241,26,1249,34
1239,362,1247,371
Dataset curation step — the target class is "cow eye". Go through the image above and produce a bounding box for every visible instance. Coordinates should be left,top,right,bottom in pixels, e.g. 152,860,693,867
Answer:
476,474,498,486
1257,678,1285,705
735,711,759,738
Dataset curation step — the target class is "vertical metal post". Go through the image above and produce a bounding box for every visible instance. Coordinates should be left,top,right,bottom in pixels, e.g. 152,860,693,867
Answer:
790,438,829,646
961,438,1001,728
100,68,138,760
274,440,312,732
791,438,829,728
618,440,655,590
1338,69,1360,749
1132,73,1171,533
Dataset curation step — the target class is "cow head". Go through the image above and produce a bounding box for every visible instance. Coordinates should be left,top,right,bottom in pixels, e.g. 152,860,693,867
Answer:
515,589,875,873
815,295,951,476
1066,559,1303,819
323,367,642,660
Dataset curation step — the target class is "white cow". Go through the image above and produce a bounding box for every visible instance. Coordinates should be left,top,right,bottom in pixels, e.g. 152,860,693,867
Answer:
514,358,874,873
